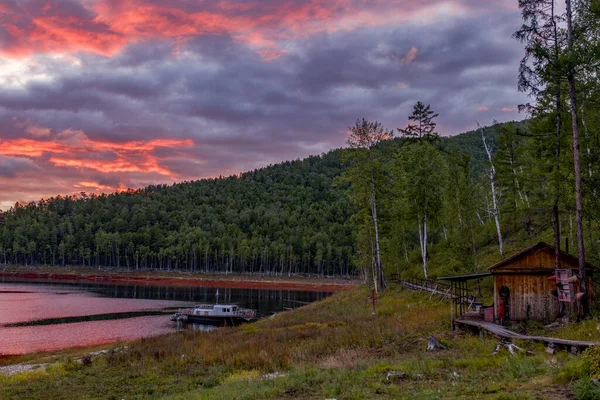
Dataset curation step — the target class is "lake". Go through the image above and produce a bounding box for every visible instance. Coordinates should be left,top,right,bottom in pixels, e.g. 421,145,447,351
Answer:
0,279,332,355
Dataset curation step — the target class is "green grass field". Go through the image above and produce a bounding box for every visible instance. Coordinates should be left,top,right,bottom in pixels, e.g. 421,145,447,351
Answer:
2,285,599,399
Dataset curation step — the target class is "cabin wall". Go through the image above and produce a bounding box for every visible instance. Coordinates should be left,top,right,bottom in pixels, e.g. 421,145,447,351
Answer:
494,274,560,322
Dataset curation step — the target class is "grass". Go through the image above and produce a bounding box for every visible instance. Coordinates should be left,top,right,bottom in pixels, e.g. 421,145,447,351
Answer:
0,284,590,399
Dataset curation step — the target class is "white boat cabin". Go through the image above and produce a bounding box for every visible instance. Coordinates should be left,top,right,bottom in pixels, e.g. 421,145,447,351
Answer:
192,304,239,316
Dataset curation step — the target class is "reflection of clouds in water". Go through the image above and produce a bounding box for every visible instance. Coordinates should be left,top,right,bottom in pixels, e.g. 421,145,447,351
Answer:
2,315,173,355
0,280,331,355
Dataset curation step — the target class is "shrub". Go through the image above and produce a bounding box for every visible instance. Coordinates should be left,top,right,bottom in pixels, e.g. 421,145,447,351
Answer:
585,346,600,379
572,378,600,400
556,356,590,384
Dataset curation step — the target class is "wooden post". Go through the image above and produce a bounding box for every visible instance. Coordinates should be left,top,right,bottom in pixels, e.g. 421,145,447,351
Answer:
450,281,455,330
493,278,497,323
371,288,376,315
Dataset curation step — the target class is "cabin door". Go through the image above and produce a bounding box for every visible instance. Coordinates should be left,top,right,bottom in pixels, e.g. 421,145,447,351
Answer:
498,285,510,325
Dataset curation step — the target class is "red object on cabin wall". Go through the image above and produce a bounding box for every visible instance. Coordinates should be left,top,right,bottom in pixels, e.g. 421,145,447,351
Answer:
483,307,494,322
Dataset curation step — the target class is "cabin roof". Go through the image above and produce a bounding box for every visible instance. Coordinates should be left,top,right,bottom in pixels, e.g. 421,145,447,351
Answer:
437,272,492,282
487,242,594,272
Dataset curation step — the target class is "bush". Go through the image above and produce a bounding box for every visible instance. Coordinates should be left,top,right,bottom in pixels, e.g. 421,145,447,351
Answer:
572,378,600,400
557,356,590,384
585,346,600,379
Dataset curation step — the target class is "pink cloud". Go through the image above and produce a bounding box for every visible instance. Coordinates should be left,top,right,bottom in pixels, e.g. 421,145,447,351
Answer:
0,130,195,179
0,0,487,59
500,107,518,112
400,46,418,65
476,106,489,112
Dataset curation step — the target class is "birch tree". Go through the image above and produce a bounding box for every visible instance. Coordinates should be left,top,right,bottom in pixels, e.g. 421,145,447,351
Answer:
480,124,504,256
396,143,448,279
495,122,530,228
344,118,393,292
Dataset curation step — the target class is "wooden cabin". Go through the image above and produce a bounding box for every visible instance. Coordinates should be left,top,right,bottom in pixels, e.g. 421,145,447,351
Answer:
488,242,594,323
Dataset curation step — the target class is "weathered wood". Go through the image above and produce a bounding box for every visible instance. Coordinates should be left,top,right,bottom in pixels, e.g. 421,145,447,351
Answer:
398,277,477,314
489,242,594,322
455,318,599,348
492,341,525,356
427,336,447,351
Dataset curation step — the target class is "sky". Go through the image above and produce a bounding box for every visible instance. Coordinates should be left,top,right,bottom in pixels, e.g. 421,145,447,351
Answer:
0,0,529,210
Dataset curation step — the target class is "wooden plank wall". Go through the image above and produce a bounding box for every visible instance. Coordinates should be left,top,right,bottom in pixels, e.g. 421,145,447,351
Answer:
494,274,560,321
490,245,595,322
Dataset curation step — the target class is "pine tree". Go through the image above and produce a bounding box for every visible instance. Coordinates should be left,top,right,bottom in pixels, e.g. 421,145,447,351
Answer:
398,101,439,144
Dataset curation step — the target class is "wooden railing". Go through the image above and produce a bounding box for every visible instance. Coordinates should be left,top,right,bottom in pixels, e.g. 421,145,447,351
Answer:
389,274,479,317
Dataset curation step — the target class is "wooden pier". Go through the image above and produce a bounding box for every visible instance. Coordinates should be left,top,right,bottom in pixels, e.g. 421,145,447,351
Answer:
455,318,599,349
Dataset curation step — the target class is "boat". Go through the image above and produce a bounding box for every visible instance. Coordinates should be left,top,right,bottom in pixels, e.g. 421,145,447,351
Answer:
171,304,257,326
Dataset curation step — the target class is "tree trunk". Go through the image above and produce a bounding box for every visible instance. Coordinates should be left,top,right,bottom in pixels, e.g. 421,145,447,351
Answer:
370,170,385,290
551,0,562,272
566,0,588,314
423,214,428,278
370,236,378,294
482,127,504,256
418,214,428,279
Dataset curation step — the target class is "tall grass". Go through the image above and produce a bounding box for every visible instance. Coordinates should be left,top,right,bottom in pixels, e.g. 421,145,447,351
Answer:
0,285,587,399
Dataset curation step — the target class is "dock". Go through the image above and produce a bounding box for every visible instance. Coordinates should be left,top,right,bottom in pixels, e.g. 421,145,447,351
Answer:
455,318,599,349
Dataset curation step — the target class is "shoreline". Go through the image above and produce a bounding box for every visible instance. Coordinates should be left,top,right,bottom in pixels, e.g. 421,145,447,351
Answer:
0,266,358,293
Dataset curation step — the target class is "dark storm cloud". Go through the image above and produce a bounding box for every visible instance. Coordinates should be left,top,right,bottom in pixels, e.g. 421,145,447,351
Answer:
0,0,529,207
0,155,39,178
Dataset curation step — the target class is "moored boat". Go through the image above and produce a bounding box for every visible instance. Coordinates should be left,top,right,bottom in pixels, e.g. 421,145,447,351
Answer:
171,304,257,326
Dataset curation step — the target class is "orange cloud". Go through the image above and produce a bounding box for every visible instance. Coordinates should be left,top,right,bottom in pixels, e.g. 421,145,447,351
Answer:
500,107,518,112
1,0,471,59
74,181,126,192
400,46,418,65
0,130,194,179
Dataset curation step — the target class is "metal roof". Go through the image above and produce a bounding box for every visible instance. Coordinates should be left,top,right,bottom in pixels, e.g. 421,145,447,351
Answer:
437,272,492,282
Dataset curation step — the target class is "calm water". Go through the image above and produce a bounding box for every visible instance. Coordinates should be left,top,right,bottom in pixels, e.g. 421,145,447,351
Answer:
0,279,331,355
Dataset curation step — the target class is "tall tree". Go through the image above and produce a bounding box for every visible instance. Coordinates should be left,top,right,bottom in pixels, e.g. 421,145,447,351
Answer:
344,118,393,291
398,101,440,144
514,0,566,269
565,0,588,313
395,142,448,279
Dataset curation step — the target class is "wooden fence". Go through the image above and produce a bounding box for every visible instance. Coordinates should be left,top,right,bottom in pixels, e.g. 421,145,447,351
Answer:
390,274,479,318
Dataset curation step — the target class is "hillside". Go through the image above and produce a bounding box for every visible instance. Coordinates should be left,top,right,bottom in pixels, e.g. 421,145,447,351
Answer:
0,122,531,278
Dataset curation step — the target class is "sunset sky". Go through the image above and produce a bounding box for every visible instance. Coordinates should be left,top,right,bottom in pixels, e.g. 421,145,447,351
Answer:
0,0,528,210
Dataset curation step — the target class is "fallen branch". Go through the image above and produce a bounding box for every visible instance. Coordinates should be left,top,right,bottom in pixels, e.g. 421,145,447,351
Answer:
492,340,529,356
427,336,447,351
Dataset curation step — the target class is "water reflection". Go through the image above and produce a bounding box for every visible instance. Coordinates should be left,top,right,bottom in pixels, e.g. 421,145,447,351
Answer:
0,279,332,355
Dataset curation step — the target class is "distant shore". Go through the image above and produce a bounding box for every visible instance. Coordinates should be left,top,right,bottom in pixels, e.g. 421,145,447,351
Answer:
0,266,358,292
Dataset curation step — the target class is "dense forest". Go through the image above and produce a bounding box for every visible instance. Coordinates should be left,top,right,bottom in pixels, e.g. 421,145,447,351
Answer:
1,0,599,289
0,127,498,276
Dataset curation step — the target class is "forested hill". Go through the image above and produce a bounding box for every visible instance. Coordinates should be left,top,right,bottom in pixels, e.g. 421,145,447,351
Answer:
0,123,504,275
